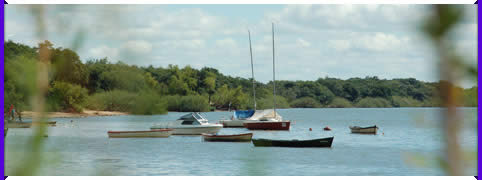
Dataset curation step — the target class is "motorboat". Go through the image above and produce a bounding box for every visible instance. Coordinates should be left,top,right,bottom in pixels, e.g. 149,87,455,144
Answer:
151,112,223,135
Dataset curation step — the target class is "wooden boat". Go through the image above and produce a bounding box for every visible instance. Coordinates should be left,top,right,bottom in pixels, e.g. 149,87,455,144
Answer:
107,129,173,138
7,121,57,128
323,126,331,131
349,125,378,134
202,133,253,142
252,137,334,148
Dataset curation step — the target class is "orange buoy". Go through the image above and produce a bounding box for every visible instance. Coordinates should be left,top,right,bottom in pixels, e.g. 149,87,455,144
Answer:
323,126,331,131
309,128,312,131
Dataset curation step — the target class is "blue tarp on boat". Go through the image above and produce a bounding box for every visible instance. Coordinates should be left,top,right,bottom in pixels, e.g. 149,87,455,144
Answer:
234,110,255,119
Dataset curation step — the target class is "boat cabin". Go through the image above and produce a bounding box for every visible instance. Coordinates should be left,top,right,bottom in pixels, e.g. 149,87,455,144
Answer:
177,112,209,125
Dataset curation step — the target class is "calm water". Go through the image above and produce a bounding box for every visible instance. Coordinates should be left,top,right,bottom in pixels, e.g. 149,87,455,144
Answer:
5,108,478,176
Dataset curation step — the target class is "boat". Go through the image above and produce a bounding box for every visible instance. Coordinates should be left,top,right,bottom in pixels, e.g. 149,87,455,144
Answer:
349,125,378,134
151,112,223,135
323,126,331,131
202,133,253,142
243,23,291,131
243,109,290,130
107,129,173,138
252,137,334,148
220,30,258,128
220,110,255,127
7,121,57,128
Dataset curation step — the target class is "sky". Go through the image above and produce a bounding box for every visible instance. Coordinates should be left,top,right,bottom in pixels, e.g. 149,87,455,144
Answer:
5,5,478,87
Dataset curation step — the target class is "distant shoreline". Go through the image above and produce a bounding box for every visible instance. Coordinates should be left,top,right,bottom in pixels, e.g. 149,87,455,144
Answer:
21,110,128,118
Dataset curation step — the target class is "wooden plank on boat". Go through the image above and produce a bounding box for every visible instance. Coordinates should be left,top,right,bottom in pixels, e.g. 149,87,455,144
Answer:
202,133,253,142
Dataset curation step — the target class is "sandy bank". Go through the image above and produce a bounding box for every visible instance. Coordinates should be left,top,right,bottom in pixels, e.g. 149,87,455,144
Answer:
21,110,128,118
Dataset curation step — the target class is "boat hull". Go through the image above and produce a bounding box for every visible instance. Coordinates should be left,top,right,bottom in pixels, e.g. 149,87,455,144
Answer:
202,133,253,142
108,129,173,138
252,137,334,148
152,126,222,135
219,120,246,127
7,121,56,128
349,126,378,134
243,121,290,130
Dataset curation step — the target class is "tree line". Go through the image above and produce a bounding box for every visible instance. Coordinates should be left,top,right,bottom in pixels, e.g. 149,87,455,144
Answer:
4,40,478,115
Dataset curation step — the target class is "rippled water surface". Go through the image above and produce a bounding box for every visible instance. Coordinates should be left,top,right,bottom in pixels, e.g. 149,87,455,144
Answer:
5,108,477,175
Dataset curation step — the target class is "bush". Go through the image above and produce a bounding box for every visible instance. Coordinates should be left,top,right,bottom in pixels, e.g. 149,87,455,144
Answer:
327,97,353,108
86,90,136,112
290,97,321,108
258,95,290,109
391,96,422,107
86,90,168,115
179,95,210,112
355,97,392,108
130,91,167,115
48,81,88,112
165,95,181,111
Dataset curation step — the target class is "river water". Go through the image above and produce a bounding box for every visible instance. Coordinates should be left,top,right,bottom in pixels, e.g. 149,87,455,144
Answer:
5,108,478,175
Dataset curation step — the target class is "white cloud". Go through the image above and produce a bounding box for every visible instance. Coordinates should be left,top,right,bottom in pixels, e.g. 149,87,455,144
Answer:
296,38,311,48
121,40,153,55
89,45,119,61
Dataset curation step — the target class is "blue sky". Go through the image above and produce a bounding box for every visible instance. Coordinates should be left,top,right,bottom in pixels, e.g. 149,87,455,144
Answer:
5,5,478,87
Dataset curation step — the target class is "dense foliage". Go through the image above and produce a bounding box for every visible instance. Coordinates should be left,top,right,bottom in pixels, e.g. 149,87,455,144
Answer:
4,40,477,114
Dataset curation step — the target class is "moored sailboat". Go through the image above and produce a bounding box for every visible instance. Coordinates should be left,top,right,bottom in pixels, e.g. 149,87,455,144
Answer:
243,23,291,131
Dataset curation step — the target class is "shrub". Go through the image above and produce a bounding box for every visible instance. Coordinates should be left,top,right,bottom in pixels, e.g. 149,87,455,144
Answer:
290,97,321,108
327,97,353,108
355,97,392,108
48,81,88,112
86,90,168,115
258,95,290,109
179,95,210,112
391,96,422,107
165,95,181,111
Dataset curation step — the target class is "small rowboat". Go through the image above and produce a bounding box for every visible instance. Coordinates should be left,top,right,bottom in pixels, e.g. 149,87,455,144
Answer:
252,137,334,148
323,126,331,131
107,129,173,138
202,133,253,142
349,125,378,134
7,121,57,128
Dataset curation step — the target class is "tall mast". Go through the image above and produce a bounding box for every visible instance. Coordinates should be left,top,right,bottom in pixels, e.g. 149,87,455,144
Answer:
272,23,276,117
248,30,256,110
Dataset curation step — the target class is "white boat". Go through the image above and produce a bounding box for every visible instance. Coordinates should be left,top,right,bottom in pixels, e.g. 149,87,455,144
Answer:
219,110,255,127
349,125,378,134
107,129,173,138
151,112,223,135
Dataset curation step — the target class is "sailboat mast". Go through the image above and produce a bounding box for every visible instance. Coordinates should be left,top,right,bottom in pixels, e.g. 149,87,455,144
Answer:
248,30,256,110
272,23,276,117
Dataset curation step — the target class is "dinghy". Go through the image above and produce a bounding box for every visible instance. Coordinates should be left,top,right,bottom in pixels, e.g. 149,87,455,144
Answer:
349,125,378,134
202,133,253,142
107,129,173,138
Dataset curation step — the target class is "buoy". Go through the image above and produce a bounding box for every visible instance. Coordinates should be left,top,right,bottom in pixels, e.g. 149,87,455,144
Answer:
323,126,331,131
309,128,312,131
